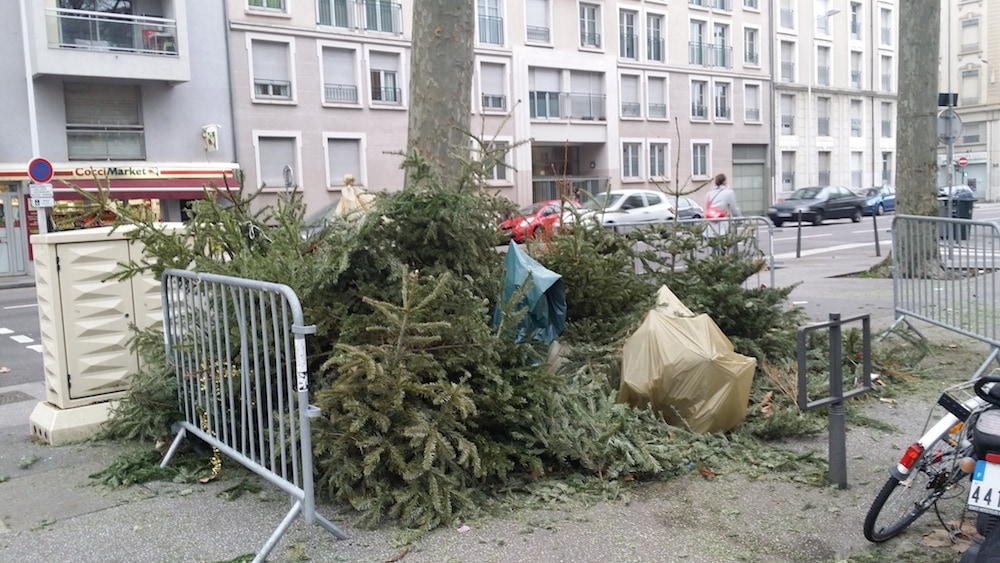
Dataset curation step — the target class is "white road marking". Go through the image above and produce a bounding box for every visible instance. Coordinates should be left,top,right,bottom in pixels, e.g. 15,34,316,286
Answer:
0,328,12,335
1,304,37,310
774,241,889,260
773,233,834,242
26,344,43,353
10,335,33,344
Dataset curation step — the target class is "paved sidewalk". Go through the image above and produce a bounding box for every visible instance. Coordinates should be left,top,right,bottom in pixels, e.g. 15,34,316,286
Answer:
0,240,955,562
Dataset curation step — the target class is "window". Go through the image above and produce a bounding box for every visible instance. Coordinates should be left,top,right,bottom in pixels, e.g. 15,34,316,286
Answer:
744,0,758,8
251,39,293,101
743,83,760,122
780,94,794,134
364,0,401,33
781,151,795,188
647,14,665,62
816,1,834,35
963,122,982,144
881,101,893,138
620,9,638,59
961,69,980,106
326,136,363,187
849,2,862,39
850,152,863,188
714,82,730,120
689,20,706,65
480,61,507,111
478,0,504,45
483,140,510,181
580,3,601,48
880,54,892,91
529,67,560,118
321,46,359,104
780,41,795,82
779,0,794,29
65,82,144,160
256,135,297,188
369,51,401,105
526,0,550,43
319,0,355,28
743,27,758,65
249,0,286,12
817,151,831,186
692,142,709,177
568,70,604,119
817,46,831,86
850,99,863,137
879,7,892,46
621,74,640,117
622,142,641,178
691,80,708,119
850,51,863,88
712,23,730,68
650,142,668,177
817,97,831,136
961,18,980,54
881,152,892,184
648,76,667,118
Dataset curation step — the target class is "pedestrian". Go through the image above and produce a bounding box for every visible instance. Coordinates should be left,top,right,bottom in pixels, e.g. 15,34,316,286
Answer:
705,173,741,218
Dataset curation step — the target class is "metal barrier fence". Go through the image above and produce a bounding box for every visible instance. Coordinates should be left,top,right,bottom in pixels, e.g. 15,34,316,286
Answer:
158,269,346,562
610,215,776,289
890,214,1000,375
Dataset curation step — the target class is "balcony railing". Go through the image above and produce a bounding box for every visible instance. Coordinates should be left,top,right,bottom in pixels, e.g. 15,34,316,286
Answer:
689,0,707,6
689,42,732,68
620,33,638,58
745,50,759,65
532,176,607,202
961,42,980,54
317,0,403,35
47,8,179,56
850,118,862,136
580,31,602,48
961,96,979,106
850,20,861,39
621,102,641,117
255,79,292,99
745,107,760,121
780,61,795,82
713,0,732,10
780,8,795,29
526,25,550,42
691,103,707,118
817,117,830,136
647,37,664,61
372,86,402,104
528,91,606,120
479,15,504,45
715,106,731,119
482,94,507,110
648,103,667,118
324,83,358,103
67,127,145,160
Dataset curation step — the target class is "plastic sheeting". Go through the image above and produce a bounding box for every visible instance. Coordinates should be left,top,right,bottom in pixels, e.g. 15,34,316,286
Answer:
495,241,566,344
617,286,756,433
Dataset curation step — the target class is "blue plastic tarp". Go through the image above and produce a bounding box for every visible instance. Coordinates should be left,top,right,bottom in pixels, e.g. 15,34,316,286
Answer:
495,241,566,344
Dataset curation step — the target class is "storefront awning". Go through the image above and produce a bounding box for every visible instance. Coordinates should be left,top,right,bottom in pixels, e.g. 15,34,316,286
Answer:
0,163,241,200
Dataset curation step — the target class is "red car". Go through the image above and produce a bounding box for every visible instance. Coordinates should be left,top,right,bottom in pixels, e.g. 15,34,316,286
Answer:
499,199,579,243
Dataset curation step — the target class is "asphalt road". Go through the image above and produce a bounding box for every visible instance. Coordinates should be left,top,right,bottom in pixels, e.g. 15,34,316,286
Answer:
0,286,43,388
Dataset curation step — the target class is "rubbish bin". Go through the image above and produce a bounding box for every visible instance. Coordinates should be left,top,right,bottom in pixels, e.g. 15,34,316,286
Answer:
937,191,976,240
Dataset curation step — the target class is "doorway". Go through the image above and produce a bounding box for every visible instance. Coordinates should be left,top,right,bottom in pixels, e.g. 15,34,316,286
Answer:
0,188,26,276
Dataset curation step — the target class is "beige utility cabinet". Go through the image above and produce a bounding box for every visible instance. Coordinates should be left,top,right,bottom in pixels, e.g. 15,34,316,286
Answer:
29,226,166,444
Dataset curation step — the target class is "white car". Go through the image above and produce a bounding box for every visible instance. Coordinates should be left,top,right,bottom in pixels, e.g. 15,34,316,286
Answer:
579,189,675,226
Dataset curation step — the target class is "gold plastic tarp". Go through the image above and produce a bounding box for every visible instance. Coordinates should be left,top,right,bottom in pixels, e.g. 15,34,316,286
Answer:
617,286,757,433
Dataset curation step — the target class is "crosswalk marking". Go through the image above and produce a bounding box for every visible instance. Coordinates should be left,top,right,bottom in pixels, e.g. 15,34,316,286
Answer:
0,328,12,335
26,344,43,353
10,335,33,344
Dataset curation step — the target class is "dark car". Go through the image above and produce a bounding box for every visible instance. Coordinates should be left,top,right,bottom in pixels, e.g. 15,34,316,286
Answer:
860,185,896,216
767,186,865,227
499,199,579,243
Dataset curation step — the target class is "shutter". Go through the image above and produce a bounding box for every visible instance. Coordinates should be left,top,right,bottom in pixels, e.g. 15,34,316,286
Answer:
648,77,664,105
481,63,503,96
64,83,140,126
744,84,759,109
571,71,599,94
252,41,289,81
526,0,547,27
369,51,397,71
532,68,559,91
258,137,295,186
621,75,638,104
323,48,354,82
328,139,360,185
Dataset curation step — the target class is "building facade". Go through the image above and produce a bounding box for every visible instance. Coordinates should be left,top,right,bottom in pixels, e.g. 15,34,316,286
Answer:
773,0,898,198
0,0,238,279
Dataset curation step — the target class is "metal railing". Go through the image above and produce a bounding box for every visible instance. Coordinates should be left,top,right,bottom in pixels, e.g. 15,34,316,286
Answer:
745,107,760,121
528,91,606,120
850,70,862,88
780,61,795,81
46,8,179,56
890,215,1000,351
580,31,602,48
255,79,291,99
621,102,641,117
532,176,608,202
526,25,550,42
159,269,347,563
67,128,145,160
324,83,358,103
372,86,402,104
647,37,664,61
478,14,504,45
482,94,507,110
317,0,403,35
688,42,732,68
648,103,667,118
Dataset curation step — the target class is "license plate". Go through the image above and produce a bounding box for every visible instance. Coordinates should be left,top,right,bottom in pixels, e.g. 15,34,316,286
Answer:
777,213,792,218
969,460,1000,515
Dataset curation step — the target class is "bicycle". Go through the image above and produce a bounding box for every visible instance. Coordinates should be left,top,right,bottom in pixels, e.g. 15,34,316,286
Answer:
863,377,985,542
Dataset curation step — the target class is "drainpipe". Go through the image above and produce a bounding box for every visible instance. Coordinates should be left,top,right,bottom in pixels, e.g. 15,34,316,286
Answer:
221,0,239,166
19,0,39,157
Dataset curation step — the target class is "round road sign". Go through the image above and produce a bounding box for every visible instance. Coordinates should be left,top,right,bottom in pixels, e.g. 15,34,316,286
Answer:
958,156,969,167
28,157,54,183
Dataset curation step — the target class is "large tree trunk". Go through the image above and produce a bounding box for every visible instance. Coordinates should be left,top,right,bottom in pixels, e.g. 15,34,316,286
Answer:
406,0,475,189
895,0,943,277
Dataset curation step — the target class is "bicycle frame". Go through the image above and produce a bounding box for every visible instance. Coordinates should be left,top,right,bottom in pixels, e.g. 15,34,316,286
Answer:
891,389,986,480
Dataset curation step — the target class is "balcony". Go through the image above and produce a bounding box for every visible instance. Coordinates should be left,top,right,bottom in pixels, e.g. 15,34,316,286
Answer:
482,94,507,111
745,51,759,65
318,0,403,35
621,102,641,117
620,33,638,59
33,5,189,82
528,91,606,121
689,42,732,68
324,83,359,104
526,25,550,43
715,106,731,119
580,31,602,49
648,103,667,118
691,103,707,119
647,37,664,61
745,107,760,121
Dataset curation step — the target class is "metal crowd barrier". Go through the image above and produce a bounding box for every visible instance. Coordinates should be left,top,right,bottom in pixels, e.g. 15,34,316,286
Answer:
158,269,346,562
610,215,776,289
890,214,1000,376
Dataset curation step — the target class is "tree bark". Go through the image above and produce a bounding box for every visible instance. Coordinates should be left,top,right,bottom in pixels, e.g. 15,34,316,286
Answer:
406,0,475,189
895,0,943,277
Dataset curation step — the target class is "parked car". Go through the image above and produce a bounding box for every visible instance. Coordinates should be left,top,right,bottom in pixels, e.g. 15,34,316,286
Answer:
667,195,705,220
499,199,579,243
767,186,865,227
579,189,675,226
859,185,896,216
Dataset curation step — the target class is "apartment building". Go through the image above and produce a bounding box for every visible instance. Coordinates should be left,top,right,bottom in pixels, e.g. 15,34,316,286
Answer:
939,0,997,201
0,0,237,280
230,0,773,215
773,0,898,197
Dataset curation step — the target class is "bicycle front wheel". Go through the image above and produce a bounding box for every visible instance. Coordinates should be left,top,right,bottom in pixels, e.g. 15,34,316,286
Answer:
863,437,969,542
